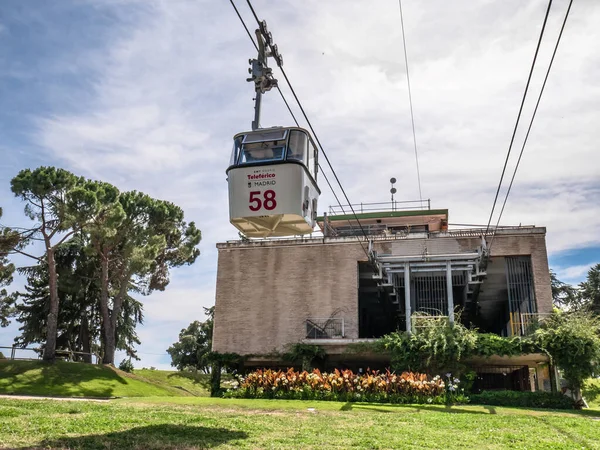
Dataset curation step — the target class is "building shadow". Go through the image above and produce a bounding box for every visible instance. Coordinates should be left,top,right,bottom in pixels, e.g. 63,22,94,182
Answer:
340,402,493,415
36,424,248,449
483,405,497,415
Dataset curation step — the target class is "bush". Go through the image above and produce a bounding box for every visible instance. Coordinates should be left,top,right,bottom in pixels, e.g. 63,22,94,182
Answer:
225,368,467,404
0,351,5,359
535,312,600,393
583,378,600,408
469,390,575,410
283,344,326,371
118,359,134,373
381,318,478,375
377,311,600,396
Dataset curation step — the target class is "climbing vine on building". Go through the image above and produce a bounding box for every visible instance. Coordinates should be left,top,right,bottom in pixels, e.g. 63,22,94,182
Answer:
362,312,600,396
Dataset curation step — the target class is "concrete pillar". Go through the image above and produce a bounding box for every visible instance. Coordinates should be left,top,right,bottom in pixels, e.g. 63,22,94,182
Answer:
404,263,411,333
536,364,548,392
446,261,454,325
529,367,536,392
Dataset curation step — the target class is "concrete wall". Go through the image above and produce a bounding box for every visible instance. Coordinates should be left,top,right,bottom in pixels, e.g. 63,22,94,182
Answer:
213,241,369,355
456,233,553,315
212,229,552,355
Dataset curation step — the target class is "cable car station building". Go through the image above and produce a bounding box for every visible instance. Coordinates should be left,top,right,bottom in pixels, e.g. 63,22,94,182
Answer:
213,204,556,392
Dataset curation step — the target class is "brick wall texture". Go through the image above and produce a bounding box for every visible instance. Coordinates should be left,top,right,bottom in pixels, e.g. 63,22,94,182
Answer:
212,230,552,355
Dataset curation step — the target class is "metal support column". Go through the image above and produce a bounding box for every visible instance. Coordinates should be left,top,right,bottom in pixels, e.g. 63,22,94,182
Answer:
404,263,411,333
446,261,454,326
251,91,263,131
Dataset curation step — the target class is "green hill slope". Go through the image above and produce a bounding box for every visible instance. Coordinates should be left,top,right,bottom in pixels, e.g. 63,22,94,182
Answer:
132,369,211,397
0,361,203,398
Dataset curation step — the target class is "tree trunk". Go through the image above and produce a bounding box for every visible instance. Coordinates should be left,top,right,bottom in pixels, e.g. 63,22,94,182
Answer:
101,266,129,366
43,247,59,362
79,313,92,363
210,361,222,397
99,256,115,365
106,273,129,364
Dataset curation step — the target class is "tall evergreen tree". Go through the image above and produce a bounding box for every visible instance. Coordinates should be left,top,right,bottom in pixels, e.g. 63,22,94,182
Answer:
14,235,144,361
580,264,600,313
89,190,200,365
550,269,582,310
10,167,120,360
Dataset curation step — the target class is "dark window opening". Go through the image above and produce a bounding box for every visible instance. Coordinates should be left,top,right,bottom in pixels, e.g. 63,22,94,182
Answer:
472,256,537,336
358,262,405,338
358,263,470,338
472,366,532,392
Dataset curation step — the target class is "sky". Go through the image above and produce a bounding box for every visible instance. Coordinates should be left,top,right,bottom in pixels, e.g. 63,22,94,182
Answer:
0,0,598,369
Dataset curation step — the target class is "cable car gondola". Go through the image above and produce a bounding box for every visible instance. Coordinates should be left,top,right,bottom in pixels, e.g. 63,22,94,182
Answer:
227,20,320,238
227,126,320,238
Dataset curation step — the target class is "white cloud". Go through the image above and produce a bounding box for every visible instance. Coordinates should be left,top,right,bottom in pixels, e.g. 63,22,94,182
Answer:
555,262,598,285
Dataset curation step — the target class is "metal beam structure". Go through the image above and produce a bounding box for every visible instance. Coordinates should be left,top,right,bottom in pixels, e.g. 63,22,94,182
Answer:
446,260,455,326
404,262,411,333
370,241,487,326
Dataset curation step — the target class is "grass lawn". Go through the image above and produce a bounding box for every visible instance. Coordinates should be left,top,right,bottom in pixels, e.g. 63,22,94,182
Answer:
1,396,599,449
0,361,186,398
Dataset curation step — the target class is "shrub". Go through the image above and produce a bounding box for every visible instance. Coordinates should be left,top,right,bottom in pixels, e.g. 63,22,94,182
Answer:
0,351,5,359
118,359,134,373
534,312,600,393
283,344,326,371
225,368,466,404
583,378,600,408
377,311,600,397
469,390,575,410
381,317,478,375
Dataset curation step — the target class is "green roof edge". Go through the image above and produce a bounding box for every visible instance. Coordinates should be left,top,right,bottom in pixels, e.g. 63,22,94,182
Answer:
317,209,449,222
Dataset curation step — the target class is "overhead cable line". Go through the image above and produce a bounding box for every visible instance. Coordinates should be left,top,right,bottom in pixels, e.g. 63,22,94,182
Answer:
488,0,573,252
228,0,372,261
228,0,299,127
243,0,373,247
230,0,373,262
227,0,348,223
398,0,423,203
484,0,554,237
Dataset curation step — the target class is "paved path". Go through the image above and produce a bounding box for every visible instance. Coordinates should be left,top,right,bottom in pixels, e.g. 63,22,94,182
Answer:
0,394,112,402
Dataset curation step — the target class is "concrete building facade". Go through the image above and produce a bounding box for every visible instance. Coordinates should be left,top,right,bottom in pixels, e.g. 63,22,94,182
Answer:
213,208,555,391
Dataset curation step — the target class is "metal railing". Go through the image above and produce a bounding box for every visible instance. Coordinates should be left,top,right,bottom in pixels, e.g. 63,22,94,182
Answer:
221,224,543,246
411,313,451,330
0,345,101,364
305,318,345,339
328,199,431,215
508,313,552,336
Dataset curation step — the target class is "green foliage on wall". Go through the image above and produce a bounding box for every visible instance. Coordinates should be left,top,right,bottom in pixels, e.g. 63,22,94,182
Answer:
381,317,478,375
371,312,600,394
283,343,326,371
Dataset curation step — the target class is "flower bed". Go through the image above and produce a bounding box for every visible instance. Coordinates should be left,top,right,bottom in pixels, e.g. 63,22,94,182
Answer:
225,368,465,404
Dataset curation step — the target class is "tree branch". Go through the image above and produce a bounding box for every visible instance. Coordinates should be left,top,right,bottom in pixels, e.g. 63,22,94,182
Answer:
9,248,43,263
53,227,80,248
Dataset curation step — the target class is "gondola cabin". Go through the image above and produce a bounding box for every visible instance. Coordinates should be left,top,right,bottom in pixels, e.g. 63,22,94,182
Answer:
227,127,321,238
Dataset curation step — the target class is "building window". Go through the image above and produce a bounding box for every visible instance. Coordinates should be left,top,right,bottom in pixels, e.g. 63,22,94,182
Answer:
505,256,537,336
